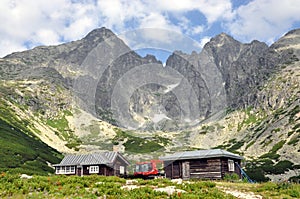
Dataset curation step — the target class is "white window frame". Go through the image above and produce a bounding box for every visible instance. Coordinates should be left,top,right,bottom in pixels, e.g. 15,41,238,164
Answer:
120,166,125,175
89,166,99,174
228,160,235,172
55,166,75,174
70,166,75,173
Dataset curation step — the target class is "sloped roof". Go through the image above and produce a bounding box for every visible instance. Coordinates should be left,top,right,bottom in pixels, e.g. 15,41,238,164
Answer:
53,151,129,166
159,149,243,161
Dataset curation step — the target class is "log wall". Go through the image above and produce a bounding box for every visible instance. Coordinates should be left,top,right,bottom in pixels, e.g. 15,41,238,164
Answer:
189,158,222,179
164,157,242,180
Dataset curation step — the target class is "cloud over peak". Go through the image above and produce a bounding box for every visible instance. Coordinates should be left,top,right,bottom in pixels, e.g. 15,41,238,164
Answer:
0,0,299,57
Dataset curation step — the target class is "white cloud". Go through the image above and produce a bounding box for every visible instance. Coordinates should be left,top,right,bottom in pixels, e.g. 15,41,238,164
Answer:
56,1,100,41
96,0,147,31
139,12,181,33
199,0,233,23
0,0,101,56
97,0,124,29
0,0,299,58
0,0,233,57
227,0,300,43
152,0,233,24
0,0,69,56
35,29,60,46
119,28,201,55
190,25,205,35
199,36,211,48
95,0,229,50
0,40,26,57
94,0,233,50
63,16,96,41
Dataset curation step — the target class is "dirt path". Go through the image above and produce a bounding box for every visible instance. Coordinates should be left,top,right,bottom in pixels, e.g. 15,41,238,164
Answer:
217,186,263,199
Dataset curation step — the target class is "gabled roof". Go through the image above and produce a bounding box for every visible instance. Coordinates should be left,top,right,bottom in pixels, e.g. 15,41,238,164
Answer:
53,151,129,167
159,149,243,161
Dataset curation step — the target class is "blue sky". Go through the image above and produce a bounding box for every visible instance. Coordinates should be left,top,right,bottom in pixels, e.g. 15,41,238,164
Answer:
0,0,300,62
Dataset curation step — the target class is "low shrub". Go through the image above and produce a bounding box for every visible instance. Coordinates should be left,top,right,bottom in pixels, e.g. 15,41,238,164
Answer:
223,173,240,182
1,174,299,198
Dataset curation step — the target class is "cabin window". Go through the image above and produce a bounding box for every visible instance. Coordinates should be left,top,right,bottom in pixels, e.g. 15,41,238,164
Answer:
55,166,75,174
89,166,99,174
120,166,125,174
70,166,75,173
228,160,235,172
55,167,60,174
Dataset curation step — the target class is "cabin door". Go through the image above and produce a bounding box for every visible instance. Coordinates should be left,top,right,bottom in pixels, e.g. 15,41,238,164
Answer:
77,166,83,176
182,161,190,179
77,168,82,176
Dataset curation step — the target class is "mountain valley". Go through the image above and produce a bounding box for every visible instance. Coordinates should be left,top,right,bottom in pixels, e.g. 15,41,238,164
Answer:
0,27,299,182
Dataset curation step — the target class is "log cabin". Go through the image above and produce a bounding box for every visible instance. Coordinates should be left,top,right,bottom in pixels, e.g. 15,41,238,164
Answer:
53,151,129,177
160,149,243,180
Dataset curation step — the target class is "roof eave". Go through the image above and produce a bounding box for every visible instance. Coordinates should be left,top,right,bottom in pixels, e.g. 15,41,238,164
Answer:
160,155,243,161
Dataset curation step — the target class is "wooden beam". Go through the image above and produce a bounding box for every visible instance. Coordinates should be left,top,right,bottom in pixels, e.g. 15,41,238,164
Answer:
171,163,173,179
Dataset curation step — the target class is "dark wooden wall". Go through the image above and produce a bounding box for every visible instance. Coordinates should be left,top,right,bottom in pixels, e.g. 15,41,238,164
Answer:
113,156,128,176
189,158,222,179
82,165,113,176
164,157,242,180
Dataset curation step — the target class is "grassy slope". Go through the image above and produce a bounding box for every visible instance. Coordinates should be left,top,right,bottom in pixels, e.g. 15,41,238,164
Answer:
0,117,62,175
0,85,62,175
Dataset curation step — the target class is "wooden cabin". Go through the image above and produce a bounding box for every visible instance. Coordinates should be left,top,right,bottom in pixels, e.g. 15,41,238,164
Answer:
53,151,129,177
160,149,243,180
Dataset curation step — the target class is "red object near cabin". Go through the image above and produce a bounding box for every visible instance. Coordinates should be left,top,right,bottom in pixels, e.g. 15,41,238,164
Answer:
134,160,164,178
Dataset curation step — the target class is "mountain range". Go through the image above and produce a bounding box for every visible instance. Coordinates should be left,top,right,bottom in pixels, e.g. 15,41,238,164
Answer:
0,27,299,181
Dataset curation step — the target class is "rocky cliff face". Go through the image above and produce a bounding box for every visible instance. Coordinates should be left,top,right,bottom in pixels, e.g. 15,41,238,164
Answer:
166,33,297,115
2,27,297,131
2,28,117,73
87,30,297,130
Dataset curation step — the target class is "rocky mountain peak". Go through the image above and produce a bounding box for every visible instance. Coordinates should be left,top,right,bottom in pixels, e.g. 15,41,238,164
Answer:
284,28,300,37
201,32,243,65
205,32,240,48
143,54,162,64
1,27,131,80
83,27,117,42
270,28,300,59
